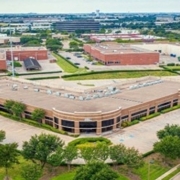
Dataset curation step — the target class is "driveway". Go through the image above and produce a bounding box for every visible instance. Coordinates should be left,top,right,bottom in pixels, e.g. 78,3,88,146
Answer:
0,116,74,149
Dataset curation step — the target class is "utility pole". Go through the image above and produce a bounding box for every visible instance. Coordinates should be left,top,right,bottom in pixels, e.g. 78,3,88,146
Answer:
9,25,15,77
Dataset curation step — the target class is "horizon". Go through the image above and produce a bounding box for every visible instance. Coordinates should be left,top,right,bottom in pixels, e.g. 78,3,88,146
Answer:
0,0,179,14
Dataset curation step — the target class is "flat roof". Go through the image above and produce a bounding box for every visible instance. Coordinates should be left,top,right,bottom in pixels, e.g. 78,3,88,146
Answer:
4,46,47,51
0,50,6,60
0,78,179,113
87,43,156,55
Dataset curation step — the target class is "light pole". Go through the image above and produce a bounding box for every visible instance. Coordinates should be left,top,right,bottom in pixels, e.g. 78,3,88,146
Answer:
9,25,15,77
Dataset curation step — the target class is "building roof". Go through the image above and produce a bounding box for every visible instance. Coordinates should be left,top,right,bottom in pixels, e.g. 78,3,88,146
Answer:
23,58,41,70
0,78,179,113
85,43,156,55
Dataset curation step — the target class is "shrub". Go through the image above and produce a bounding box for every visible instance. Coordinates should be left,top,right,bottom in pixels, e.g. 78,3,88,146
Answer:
84,66,89,70
167,63,175,66
140,112,161,121
161,105,180,114
27,76,60,80
68,137,112,147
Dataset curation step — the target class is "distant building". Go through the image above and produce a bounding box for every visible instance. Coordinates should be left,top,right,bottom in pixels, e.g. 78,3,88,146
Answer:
54,20,100,32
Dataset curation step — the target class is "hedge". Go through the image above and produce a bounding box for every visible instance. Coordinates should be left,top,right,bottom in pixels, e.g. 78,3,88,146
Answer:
68,137,112,147
16,70,62,76
121,120,139,128
161,105,180,114
27,76,60,80
140,112,161,121
142,150,155,158
62,69,169,78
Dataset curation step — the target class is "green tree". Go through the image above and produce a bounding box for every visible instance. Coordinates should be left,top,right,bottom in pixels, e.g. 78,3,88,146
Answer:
4,100,15,114
80,146,96,163
157,124,180,139
0,130,5,143
0,143,19,180
94,143,109,162
46,38,62,52
11,101,26,119
21,164,42,180
31,108,45,124
47,146,64,167
69,41,78,49
63,145,78,170
109,144,126,167
22,133,64,169
154,135,180,159
124,147,144,170
74,162,118,180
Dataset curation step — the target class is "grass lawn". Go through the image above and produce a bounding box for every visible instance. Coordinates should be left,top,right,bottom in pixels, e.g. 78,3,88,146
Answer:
51,170,129,180
63,70,177,80
164,66,180,71
0,156,31,180
162,167,180,180
133,161,170,180
53,53,80,73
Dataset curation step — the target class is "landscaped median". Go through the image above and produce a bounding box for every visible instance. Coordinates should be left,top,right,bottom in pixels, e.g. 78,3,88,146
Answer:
53,52,87,73
62,69,177,80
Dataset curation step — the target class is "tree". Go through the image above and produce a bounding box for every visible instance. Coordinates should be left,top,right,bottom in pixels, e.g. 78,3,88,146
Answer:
47,146,64,167
124,147,144,170
21,164,42,180
4,100,15,114
74,161,118,180
46,38,62,52
69,41,78,49
63,145,78,170
157,124,180,139
154,135,180,159
0,130,5,143
31,108,45,124
94,143,109,162
109,144,126,167
11,101,26,119
22,133,64,169
80,146,96,163
0,143,19,180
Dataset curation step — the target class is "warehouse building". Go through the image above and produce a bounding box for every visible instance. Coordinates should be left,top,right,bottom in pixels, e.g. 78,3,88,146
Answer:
83,43,159,65
0,78,179,135
5,46,48,61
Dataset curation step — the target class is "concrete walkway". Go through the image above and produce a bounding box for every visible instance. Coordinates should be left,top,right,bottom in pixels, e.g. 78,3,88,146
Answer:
156,164,180,180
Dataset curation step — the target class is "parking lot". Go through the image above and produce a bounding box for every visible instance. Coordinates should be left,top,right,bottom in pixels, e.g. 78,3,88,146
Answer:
108,109,180,153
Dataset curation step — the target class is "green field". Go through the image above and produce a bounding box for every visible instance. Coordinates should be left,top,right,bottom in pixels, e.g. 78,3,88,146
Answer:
53,53,86,73
63,70,177,80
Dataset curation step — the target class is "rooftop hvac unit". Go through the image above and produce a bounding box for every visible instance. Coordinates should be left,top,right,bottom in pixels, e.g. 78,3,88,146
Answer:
69,95,75,99
47,90,52,94
12,84,18,91
64,93,69,98
55,92,61,96
93,94,99,99
34,88,39,92
23,86,28,89
79,96,84,101
85,95,91,100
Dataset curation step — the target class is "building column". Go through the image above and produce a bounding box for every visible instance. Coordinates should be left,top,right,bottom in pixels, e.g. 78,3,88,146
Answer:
96,121,102,135
113,117,117,131
170,100,173,107
74,121,80,135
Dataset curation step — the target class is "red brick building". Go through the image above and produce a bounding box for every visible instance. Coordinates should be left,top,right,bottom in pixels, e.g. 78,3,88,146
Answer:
84,43,159,65
0,50,7,70
6,47,48,61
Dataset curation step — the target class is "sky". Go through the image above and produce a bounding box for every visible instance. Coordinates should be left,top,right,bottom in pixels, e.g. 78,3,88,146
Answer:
0,0,179,14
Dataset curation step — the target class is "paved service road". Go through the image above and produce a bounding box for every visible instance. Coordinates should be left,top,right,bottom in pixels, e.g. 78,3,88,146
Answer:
0,116,74,149
107,109,180,153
